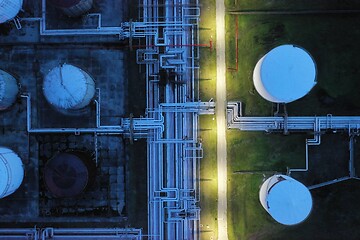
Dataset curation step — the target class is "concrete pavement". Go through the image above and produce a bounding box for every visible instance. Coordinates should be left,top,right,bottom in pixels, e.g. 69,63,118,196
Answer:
216,0,228,239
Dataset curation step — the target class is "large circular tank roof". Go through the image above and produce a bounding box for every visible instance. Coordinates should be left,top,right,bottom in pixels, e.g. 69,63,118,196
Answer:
44,152,92,198
0,0,23,23
43,64,95,110
259,175,312,225
253,45,316,103
0,69,18,111
0,147,24,198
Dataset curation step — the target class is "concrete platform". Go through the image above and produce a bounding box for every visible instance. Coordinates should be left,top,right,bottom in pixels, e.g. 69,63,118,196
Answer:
0,2,130,225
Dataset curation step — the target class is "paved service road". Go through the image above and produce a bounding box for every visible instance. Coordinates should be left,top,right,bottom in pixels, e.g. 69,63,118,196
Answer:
216,0,228,239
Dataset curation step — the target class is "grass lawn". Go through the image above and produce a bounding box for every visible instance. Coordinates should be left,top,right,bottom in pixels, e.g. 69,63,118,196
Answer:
227,131,306,172
229,177,360,240
225,6,360,240
199,115,218,240
226,13,360,116
269,180,360,240
225,0,360,11
199,0,217,101
228,174,286,240
227,131,308,239
199,1,218,239
200,1,360,239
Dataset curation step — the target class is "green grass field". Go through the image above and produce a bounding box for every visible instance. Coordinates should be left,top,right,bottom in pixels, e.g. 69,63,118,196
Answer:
226,13,360,116
199,115,218,240
199,1,360,240
227,131,307,239
225,6,360,240
199,0,217,101
225,0,360,11
199,1,218,239
228,178,360,240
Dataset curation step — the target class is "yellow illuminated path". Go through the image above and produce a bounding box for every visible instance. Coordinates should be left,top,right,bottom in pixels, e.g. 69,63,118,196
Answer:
216,0,228,239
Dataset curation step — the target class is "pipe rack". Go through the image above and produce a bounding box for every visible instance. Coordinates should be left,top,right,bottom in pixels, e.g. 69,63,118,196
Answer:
3,1,212,239
227,101,360,189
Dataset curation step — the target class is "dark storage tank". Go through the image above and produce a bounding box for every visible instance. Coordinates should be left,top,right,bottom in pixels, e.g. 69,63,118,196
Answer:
0,0,23,23
44,151,95,198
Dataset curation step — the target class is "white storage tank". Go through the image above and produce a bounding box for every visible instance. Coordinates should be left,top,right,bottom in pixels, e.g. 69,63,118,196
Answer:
0,69,19,111
0,147,24,198
259,174,312,225
49,0,93,17
253,45,317,103
0,0,23,23
43,64,95,111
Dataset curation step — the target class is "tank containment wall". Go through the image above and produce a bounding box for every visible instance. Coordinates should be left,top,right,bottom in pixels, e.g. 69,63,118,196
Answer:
0,69,19,111
259,174,312,225
0,0,23,23
0,147,24,198
253,45,316,103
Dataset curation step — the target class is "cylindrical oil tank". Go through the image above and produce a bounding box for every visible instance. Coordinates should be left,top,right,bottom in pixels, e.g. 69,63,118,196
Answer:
259,174,312,225
49,0,93,17
43,64,95,111
253,45,317,103
44,151,95,198
0,147,24,198
0,69,18,111
0,0,23,23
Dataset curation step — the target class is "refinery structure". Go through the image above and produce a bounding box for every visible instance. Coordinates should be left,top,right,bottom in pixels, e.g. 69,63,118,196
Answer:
2,0,360,240
227,43,360,227
0,0,215,239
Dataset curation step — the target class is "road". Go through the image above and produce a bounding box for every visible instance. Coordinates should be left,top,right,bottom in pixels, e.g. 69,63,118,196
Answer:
216,0,228,239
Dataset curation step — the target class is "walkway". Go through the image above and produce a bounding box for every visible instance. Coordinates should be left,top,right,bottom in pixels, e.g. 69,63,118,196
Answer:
216,0,228,239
